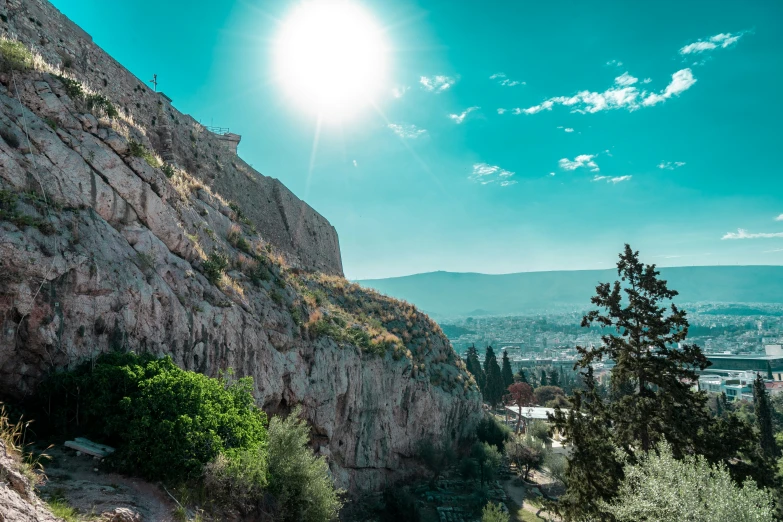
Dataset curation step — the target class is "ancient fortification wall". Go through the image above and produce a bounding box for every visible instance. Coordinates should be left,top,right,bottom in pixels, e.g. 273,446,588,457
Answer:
0,0,343,276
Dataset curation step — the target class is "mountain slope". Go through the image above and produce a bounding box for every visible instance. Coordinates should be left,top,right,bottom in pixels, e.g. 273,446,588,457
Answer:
359,266,783,317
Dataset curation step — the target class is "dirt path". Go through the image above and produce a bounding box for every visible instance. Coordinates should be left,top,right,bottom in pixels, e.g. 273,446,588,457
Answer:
39,445,178,521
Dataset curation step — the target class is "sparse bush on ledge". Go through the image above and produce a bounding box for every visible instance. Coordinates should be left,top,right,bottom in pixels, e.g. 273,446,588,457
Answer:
0,38,34,72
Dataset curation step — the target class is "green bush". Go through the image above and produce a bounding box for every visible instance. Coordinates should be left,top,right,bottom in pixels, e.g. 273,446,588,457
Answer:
202,249,229,285
127,139,159,167
0,39,33,72
476,416,511,451
55,76,84,99
36,352,268,482
85,93,119,119
266,406,344,522
482,502,509,522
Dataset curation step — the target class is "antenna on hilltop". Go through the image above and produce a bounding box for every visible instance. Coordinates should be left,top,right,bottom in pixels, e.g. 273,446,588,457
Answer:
149,74,158,92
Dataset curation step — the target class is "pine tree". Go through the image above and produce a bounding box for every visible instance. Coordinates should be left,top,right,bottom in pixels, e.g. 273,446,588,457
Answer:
575,244,711,455
483,347,504,408
500,350,514,390
515,368,528,384
753,373,779,458
767,362,774,381
540,369,548,387
552,245,737,520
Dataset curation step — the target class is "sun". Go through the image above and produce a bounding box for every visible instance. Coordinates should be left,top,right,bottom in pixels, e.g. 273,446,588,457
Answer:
273,0,388,120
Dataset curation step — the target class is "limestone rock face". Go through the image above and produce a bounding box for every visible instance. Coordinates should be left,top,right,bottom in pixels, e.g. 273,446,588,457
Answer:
0,442,60,522
0,4,482,493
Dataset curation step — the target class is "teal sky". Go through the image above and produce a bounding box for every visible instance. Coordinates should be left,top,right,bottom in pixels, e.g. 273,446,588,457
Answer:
51,0,783,279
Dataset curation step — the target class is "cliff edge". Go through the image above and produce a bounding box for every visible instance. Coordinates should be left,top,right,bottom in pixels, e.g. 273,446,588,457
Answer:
0,0,482,493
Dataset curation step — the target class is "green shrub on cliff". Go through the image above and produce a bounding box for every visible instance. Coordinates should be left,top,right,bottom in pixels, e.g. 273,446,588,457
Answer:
0,39,33,72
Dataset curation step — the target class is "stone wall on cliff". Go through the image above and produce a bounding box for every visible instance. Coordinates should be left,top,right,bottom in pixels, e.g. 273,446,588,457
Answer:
0,3,482,493
0,0,343,276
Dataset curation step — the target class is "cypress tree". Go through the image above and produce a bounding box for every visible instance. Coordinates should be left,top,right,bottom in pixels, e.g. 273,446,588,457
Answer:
465,345,485,394
483,347,504,408
515,368,528,384
767,362,774,381
540,369,548,387
754,373,779,458
550,367,560,387
500,350,514,390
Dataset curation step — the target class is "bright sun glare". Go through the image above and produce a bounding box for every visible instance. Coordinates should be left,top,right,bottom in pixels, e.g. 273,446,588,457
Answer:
274,0,388,120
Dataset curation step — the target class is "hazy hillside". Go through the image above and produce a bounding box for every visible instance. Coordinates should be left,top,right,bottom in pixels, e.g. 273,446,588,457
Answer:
359,266,783,317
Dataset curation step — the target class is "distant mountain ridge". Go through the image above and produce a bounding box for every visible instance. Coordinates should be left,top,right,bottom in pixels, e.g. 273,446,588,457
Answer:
358,266,783,317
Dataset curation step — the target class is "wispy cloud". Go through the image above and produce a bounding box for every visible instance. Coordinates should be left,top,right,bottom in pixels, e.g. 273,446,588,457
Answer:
490,72,525,87
353,160,358,167
763,248,783,253
775,214,783,221
658,161,686,170
592,175,632,184
680,32,744,55
420,75,456,93
519,68,696,114
469,163,516,186
448,106,480,124
557,126,574,133
722,229,783,240
497,108,507,115
387,123,427,139
392,86,409,98
559,154,599,172
606,60,623,67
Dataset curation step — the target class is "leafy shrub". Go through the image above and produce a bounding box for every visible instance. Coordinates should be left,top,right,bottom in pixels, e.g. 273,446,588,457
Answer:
417,438,456,486
202,249,228,285
266,406,344,522
162,163,175,178
0,190,43,229
482,502,509,522
475,416,512,451
55,76,84,99
85,93,119,119
0,39,33,72
128,139,159,168
202,445,269,515
35,352,268,482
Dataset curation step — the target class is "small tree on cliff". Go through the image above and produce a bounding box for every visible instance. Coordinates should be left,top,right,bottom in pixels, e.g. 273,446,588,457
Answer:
501,350,514,390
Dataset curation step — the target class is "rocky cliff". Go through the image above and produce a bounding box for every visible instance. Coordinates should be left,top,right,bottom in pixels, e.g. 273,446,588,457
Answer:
0,0,482,493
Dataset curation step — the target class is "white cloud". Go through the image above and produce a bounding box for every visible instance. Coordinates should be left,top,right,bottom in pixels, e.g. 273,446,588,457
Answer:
657,161,686,170
722,229,783,240
490,72,525,87
642,78,652,84
518,68,697,115
420,75,456,93
592,175,632,184
470,163,516,186
353,160,358,167
387,123,427,139
392,86,409,98
775,214,783,221
448,106,480,124
642,69,696,106
556,126,574,132
680,32,743,55
764,248,783,253
549,172,555,176
614,72,638,86
559,154,599,171
497,108,507,114
607,60,623,67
